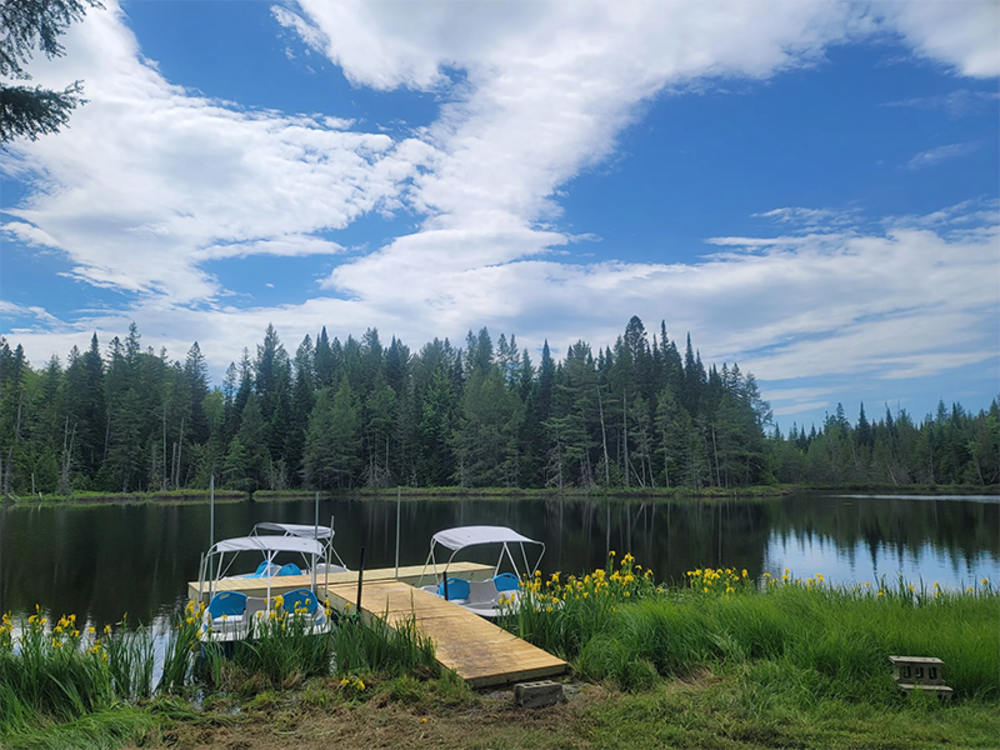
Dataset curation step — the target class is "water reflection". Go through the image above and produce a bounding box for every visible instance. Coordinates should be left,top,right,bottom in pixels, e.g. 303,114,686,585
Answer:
0,493,995,626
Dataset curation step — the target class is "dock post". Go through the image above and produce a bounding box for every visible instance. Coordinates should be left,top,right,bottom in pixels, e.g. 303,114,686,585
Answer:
395,485,401,579
356,546,366,615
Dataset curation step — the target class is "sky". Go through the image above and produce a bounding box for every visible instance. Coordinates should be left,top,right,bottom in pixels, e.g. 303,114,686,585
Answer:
1,0,998,430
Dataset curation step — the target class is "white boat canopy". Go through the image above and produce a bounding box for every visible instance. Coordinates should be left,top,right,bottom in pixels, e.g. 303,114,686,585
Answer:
252,522,333,540
251,519,348,573
212,535,325,556
431,526,538,551
198,534,327,603
421,525,545,585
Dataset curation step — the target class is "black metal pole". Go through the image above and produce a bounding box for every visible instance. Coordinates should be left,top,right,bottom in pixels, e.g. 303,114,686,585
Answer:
355,545,366,616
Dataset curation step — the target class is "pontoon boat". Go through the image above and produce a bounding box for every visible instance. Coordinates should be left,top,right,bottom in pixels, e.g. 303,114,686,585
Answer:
418,525,545,618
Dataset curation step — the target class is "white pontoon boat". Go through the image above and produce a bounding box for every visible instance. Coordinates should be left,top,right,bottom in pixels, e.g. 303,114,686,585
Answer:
196,534,332,642
418,526,545,618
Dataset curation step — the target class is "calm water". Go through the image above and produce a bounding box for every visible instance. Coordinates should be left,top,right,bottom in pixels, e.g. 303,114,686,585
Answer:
0,493,996,627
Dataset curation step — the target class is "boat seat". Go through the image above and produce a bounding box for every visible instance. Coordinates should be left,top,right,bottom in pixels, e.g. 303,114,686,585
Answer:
245,596,268,619
437,577,470,602
208,591,247,619
282,588,319,615
313,563,350,576
253,561,276,577
466,579,500,606
493,573,520,592
278,563,303,576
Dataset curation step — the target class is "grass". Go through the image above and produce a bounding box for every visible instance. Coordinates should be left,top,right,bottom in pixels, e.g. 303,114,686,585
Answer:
0,597,439,748
503,558,999,703
2,563,996,748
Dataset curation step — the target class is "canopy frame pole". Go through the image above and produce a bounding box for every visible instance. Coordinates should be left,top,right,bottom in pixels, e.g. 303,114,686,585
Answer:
312,493,319,593
198,552,205,602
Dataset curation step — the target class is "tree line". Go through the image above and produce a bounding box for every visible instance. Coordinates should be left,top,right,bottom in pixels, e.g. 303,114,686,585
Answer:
0,317,996,497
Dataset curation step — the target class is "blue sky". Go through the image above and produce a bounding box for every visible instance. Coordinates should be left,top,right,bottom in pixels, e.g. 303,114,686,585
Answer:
1,0,998,429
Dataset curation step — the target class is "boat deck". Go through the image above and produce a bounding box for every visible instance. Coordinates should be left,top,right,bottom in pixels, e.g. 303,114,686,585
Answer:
322,578,567,688
187,562,493,604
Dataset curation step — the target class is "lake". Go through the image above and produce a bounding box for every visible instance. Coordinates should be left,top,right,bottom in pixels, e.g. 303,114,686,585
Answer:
0,492,996,627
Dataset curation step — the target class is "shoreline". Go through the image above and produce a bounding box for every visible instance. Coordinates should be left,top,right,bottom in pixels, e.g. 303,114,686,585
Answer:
2,482,997,507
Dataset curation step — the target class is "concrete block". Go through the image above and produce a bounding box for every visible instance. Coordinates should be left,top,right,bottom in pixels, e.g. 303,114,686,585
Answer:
514,680,563,709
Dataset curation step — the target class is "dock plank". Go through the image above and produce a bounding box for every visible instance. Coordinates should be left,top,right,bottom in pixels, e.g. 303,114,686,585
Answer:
323,579,566,688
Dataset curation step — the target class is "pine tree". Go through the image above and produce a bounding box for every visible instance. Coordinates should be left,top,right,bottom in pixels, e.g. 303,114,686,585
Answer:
1,0,98,143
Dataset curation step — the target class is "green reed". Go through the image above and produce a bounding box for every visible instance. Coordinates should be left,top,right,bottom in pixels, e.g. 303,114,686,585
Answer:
331,612,438,679
504,563,998,700
1,593,438,739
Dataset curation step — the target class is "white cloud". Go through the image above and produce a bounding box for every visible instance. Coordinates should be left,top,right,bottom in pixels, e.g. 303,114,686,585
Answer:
1,221,62,249
8,203,996,401
192,236,346,262
905,142,981,169
774,400,830,417
0,301,65,330
883,89,1000,116
751,207,861,230
2,1,423,304
874,0,1000,78
3,0,998,405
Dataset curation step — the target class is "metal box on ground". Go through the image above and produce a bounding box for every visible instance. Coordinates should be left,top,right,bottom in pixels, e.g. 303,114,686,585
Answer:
889,656,954,699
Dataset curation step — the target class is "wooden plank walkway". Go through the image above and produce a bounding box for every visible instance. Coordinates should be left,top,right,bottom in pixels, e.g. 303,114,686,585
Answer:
323,579,567,688
188,562,493,604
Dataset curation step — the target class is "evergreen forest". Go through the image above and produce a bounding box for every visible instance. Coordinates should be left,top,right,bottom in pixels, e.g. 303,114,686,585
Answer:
1,316,997,498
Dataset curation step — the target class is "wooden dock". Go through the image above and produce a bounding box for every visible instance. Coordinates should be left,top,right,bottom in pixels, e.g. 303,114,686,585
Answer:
322,578,567,688
188,562,494,604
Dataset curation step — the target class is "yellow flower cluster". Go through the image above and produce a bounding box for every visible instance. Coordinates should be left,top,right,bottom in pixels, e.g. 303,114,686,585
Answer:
520,551,657,609
182,599,206,627
686,567,754,596
1,605,115,663
0,611,13,651
339,675,366,693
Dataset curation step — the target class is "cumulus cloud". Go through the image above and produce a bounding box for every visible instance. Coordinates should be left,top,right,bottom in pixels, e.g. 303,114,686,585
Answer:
874,0,1000,78
1,1,424,304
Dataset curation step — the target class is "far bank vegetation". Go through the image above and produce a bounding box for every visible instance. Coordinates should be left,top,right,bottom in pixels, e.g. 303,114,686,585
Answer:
1,317,997,500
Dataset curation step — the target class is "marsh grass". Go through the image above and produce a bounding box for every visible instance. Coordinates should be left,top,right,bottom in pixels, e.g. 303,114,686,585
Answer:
0,596,439,745
505,561,999,702
0,609,127,733
199,604,334,692
331,613,438,679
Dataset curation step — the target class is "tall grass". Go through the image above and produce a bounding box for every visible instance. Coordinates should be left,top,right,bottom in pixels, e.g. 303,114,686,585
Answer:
504,561,998,700
0,609,125,734
331,613,438,679
1,596,440,739
199,601,336,691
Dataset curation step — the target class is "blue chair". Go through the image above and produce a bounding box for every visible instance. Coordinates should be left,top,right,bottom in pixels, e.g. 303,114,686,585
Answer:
278,563,302,576
252,561,274,577
437,577,470,601
493,573,520,592
282,588,319,614
208,591,247,619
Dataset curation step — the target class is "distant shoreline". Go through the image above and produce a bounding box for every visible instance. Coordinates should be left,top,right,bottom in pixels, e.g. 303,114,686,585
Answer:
2,483,996,506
